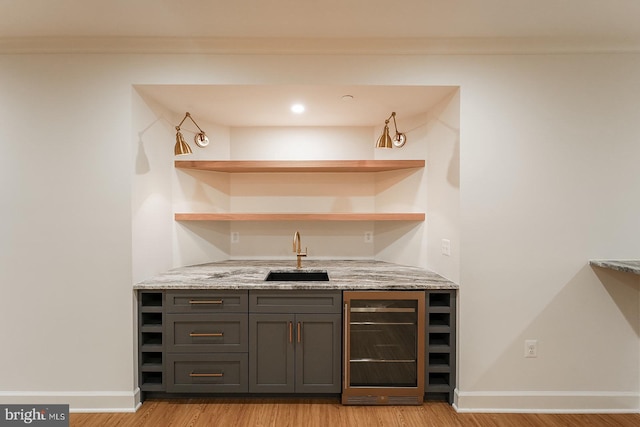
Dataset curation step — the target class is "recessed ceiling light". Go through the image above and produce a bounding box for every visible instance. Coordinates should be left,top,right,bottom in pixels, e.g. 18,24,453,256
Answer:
341,95,354,101
291,103,305,114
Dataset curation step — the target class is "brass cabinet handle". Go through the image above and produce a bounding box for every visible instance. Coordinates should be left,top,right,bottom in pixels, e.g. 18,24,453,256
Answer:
288,321,293,343
189,372,223,378
189,332,223,337
188,300,223,304
297,321,301,343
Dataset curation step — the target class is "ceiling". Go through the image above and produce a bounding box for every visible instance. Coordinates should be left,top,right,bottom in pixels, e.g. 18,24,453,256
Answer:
5,1,638,128
2,1,640,41
136,85,457,127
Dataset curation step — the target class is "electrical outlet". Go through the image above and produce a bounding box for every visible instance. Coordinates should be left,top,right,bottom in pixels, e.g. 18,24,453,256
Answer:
525,340,538,358
231,232,240,243
441,239,451,256
364,231,373,243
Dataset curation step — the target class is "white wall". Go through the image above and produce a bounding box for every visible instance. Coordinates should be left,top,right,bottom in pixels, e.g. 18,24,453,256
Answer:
374,111,431,268
455,54,640,411
170,111,233,268
132,90,175,283
0,55,136,410
167,122,435,263
426,91,460,283
0,52,638,412
228,126,377,260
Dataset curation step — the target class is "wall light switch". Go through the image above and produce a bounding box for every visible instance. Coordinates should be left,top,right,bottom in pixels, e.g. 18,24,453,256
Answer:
231,232,240,243
364,231,373,243
441,239,451,256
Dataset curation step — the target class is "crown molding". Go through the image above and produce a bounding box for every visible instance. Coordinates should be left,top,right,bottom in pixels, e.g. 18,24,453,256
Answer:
1,36,639,55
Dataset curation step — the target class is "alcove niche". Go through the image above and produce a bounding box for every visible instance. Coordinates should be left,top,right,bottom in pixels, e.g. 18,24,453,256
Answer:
131,84,460,278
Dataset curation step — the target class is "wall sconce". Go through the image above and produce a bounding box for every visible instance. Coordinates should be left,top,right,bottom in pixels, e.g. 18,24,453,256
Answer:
174,112,209,156
376,112,407,148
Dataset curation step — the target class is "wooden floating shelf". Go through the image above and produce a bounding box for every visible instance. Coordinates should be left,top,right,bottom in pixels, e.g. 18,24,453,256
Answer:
175,213,425,222
175,160,425,173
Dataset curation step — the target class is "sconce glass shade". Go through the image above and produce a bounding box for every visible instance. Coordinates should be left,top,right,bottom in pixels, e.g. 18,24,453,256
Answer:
376,124,393,149
174,130,192,155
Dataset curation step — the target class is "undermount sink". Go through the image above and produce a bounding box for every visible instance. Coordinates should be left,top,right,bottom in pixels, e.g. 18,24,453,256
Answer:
265,270,330,282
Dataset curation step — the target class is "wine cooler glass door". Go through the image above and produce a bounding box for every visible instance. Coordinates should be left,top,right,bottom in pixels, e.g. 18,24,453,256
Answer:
348,296,419,388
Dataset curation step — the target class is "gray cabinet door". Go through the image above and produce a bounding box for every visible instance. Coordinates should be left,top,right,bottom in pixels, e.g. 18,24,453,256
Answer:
295,313,341,393
249,313,295,393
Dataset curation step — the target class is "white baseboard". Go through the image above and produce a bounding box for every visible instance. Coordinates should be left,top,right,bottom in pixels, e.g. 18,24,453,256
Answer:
0,390,138,413
454,389,640,413
3,388,637,413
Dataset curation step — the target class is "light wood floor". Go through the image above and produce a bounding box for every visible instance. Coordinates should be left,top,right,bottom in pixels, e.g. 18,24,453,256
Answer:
70,398,640,427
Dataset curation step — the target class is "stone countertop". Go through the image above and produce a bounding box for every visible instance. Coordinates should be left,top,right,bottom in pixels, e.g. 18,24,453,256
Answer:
134,260,458,290
589,260,640,275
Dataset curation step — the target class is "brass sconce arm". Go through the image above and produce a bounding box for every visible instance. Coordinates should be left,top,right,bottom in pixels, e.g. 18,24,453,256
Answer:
174,112,209,156
376,111,407,149
176,112,205,135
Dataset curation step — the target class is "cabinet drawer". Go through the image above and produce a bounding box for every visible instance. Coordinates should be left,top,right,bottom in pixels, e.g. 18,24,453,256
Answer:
249,290,342,313
166,290,248,313
166,353,248,393
166,314,248,352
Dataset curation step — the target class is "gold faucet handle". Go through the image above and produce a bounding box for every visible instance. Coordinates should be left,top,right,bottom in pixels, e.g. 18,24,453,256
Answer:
293,231,301,253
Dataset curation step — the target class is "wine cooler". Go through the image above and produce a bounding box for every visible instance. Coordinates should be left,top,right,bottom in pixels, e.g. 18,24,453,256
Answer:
342,291,425,405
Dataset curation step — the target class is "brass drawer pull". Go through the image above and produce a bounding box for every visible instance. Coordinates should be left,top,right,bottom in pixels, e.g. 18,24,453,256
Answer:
189,332,223,337
288,321,293,343
189,372,223,378
297,321,301,343
189,300,223,305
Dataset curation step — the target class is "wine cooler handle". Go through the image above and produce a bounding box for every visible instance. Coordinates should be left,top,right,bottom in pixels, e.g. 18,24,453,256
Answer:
344,302,349,390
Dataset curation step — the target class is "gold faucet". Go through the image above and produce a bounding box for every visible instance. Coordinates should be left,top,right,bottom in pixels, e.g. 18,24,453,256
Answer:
292,230,307,269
